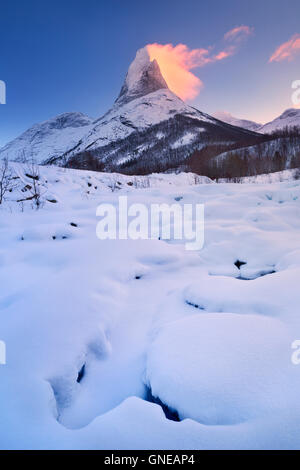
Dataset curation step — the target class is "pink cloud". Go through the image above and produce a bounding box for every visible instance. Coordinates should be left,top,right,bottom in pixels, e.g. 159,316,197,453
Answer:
147,42,239,100
213,47,236,61
147,27,253,101
224,25,253,42
147,43,207,100
269,34,300,62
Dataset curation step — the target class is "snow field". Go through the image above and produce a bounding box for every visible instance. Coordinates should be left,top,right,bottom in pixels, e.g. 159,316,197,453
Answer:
0,163,300,449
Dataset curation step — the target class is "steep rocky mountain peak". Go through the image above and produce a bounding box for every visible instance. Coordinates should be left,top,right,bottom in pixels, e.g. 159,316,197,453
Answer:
115,47,169,105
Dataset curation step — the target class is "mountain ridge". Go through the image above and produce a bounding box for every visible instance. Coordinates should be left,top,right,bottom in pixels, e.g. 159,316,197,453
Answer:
259,108,300,134
213,108,300,134
212,111,262,132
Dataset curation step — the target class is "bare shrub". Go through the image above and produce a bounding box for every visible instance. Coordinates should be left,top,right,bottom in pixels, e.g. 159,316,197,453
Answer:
0,158,18,204
17,160,45,209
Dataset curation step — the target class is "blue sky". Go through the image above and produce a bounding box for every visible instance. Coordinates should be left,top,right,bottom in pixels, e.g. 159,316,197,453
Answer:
0,0,300,147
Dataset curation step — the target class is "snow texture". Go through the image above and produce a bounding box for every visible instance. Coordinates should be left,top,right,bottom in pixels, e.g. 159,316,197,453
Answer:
0,162,300,449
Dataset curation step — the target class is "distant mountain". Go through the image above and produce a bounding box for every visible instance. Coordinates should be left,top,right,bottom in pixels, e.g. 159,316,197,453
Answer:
212,108,300,136
212,111,262,132
0,47,264,174
258,108,300,134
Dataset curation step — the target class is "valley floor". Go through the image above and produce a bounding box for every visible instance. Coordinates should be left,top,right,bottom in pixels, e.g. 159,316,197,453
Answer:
1,164,300,449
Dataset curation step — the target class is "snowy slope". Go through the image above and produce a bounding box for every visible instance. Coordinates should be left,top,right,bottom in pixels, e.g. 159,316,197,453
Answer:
213,111,262,132
220,167,300,184
66,88,214,157
1,163,300,449
259,108,300,134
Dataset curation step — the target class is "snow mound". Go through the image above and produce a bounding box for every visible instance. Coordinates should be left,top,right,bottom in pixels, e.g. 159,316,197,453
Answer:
146,313,295,425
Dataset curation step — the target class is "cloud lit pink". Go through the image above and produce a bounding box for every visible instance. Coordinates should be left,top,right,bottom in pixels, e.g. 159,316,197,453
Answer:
269,34,300,62
224,25,253,42
146,26,253,100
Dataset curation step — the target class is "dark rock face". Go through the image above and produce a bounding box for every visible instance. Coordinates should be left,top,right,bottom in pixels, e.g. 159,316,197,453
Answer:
116,59,168,106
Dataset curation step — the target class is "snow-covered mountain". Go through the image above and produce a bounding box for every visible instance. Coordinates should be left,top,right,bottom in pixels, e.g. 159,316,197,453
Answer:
259,108,300,134
0,47,264,174
212,111,262,132
0,112,94,164
213,108,300,135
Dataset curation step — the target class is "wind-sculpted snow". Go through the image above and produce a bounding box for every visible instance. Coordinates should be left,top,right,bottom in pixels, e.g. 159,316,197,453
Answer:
146,314,293,425
1,164,300,449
